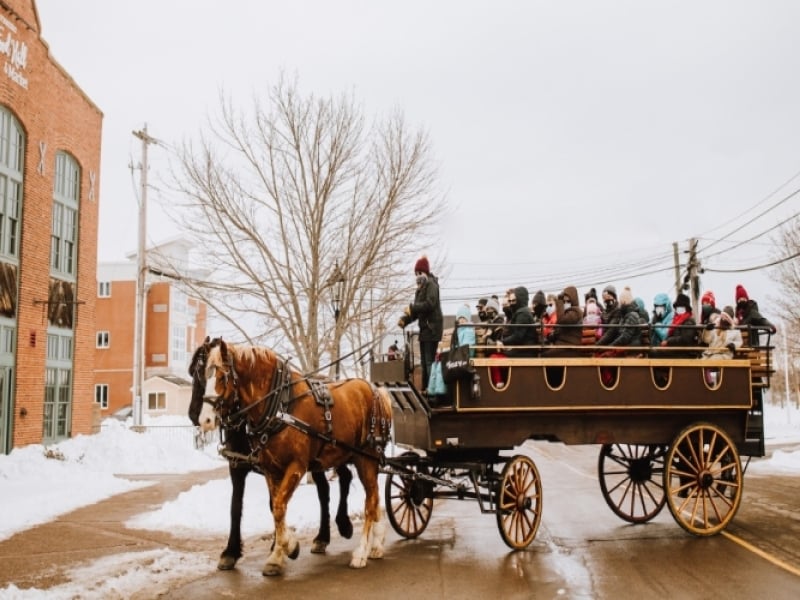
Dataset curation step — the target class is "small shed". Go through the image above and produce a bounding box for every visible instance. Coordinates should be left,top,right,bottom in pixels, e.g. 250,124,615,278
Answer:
141,374,193,417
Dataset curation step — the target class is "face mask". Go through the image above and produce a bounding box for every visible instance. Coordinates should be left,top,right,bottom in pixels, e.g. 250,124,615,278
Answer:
563,301,572,309
546,305,555,316
675,307,686,315
654,306,665,317
737,300,747,308
605,300,616,310
478,310,486,320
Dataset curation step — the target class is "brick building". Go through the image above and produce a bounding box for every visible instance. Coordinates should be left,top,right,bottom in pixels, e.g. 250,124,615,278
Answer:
0,1,102,453
95,238,208,420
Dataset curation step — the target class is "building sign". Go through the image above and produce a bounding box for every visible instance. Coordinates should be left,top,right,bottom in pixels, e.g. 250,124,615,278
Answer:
0,14,28,90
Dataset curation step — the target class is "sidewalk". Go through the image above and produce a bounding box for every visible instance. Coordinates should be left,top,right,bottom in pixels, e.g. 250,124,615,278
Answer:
0,465,230,592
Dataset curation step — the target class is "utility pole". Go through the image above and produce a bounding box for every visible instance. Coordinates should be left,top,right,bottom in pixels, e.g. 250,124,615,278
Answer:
672,242,681,296
687,238,700,310
131,125,158,427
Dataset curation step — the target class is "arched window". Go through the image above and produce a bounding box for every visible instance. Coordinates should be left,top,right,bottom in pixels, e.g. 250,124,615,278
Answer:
51,152,80,278
0,108,24,260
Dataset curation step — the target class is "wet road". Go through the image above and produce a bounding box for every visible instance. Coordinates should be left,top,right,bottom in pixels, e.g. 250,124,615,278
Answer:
168,441,800,599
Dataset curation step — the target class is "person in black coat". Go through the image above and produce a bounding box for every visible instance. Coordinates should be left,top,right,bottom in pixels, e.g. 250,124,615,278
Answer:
398,256,443,394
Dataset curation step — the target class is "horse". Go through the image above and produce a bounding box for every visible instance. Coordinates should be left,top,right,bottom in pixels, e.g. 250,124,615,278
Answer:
196,338,393,575
188,337,356,570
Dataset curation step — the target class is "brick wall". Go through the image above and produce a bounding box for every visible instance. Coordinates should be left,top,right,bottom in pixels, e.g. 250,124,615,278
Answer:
2,1,102,448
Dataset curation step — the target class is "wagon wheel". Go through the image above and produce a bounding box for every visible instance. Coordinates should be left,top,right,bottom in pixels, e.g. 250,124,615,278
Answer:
496,454,543,550
385,452,435,539
598,444,667,523
663,422,743,536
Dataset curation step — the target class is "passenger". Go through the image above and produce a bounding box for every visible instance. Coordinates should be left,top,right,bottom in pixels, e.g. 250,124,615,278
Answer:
659,293,699,353
454,304,476,355
499,286,538,355
501,288,515,321
541,293,559,341
479,297,505,345
702,310,744,385
530,290,547,344
734,284,777,342
596,287,645,348
702,311,743,359
387,340,401,361
583,296,603,343
584,287,599,312
699,290,721,328
600,285,621,340
550,286,583,346
475,298,489,323
650,292,674,346
397,255,443,395
634,297,651,346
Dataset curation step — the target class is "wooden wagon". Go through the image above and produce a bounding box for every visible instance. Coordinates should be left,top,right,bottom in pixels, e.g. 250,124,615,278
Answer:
371,323,773,549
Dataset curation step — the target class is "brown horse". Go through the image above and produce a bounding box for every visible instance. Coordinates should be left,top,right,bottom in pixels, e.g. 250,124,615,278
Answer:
188,338,354,569
197,339,392,575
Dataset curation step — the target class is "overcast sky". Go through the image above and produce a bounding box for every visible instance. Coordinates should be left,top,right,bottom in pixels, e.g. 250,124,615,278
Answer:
35,0,800,316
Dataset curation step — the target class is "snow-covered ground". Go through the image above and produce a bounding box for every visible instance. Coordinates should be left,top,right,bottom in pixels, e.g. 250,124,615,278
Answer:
1,403,798,599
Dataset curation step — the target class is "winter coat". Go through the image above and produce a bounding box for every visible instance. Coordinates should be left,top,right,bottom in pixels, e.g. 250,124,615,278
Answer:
702,326,744,360
408,274,443,342
551,286,583,346
598,302,644,346
664,311,698,347
736,299,775,332
502,286,538,351
650,292,674,345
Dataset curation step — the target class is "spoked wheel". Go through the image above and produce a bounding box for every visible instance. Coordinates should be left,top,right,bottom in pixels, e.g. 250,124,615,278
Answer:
598,444,667,523
496,454,543,550
664,422,743,536
385,452,435,538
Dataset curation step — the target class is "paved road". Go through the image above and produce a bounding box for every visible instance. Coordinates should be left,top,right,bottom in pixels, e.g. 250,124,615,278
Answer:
2,444,799,599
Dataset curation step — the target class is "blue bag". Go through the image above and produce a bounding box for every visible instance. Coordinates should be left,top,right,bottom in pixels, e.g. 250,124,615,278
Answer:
428,360,447,396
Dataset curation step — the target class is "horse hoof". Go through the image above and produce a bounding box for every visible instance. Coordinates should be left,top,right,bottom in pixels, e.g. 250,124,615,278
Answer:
288,542,300,560
369,548,384,560
310,539,328,554
262,563,283,577
349,556,368,569
217,555,238,571
336,515,354,539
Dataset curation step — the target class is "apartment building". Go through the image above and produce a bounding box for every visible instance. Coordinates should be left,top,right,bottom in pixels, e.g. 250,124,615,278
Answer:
0,1,102,453
95,238,208,420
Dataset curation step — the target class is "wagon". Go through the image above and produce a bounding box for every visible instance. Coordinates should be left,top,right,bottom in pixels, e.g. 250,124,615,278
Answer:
371,323,773,549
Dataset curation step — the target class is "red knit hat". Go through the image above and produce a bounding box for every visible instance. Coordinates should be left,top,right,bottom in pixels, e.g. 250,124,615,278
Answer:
414,256,430,274
701,290,716,307
735,284,749,302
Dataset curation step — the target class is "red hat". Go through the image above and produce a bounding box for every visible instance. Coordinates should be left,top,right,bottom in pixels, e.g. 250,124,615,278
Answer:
414,256,430,274
701,290,716,307
735,284,749,302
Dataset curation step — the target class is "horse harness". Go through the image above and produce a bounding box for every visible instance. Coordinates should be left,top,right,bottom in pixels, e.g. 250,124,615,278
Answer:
203,349,391,467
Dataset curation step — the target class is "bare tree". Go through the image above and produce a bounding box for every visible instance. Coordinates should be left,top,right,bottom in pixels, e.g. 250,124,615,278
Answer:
771,218,800,353
158,76,443,375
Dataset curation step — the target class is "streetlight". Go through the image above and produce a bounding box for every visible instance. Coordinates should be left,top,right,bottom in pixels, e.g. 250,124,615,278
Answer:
330,261,346,379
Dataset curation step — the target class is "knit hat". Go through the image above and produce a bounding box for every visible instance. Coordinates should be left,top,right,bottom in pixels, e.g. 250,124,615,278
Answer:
602,285,617,299
673,293,692,309
735,284,749,303
456,304,471,323
619,286,634,306
723,305,735,319
485,297,500,314
414,256,430,274
584,287,598,302
701,290,716,307
476,298,488,309
532,290,546,306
